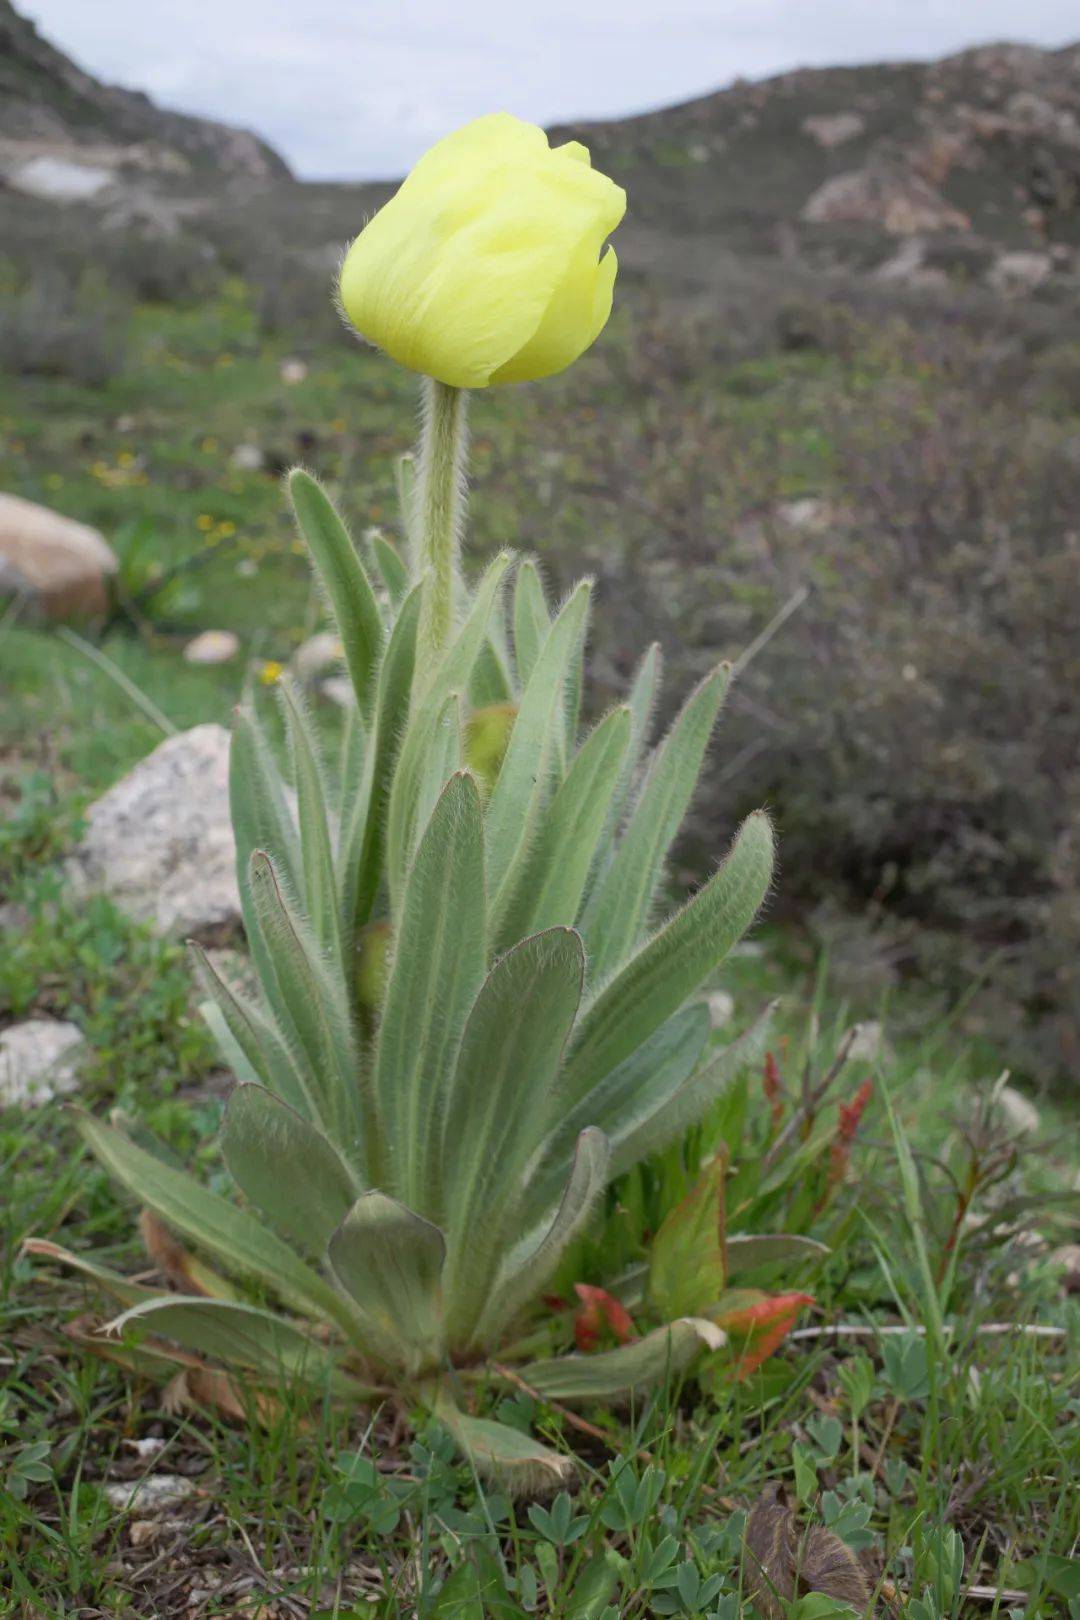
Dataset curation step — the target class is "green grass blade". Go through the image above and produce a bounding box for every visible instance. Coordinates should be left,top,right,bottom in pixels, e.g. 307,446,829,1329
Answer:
289,469,384,718
374,773,486,1211
560,811,775,1106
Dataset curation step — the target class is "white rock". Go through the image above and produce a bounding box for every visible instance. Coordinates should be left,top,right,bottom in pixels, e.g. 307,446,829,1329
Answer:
0,1021,83,1108
801,112,865,148
995,1084,1041,1136
846,1021,889,1064
707,990,735,1028
9,154,115,200
230,442,264,472
291,631,343,683
67,724,240,940
0,492,117,620
103,1474,196,1513
279,357,308,385
319,675,355,709
183,629,239,666
987,251,1052,297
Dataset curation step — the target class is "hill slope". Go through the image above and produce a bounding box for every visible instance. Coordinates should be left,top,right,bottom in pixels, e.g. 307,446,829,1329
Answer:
0,0,288,189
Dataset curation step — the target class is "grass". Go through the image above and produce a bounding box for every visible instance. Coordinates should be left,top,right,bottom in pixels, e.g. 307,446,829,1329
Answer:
1,284,1077,1616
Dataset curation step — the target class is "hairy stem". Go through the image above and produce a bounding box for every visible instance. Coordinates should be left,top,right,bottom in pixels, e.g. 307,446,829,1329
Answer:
413,378,468,687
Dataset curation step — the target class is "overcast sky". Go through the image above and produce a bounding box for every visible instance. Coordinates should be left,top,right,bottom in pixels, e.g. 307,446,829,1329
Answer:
25,1,1080,179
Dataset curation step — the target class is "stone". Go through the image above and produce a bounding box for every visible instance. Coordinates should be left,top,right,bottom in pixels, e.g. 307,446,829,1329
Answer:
103,1474,196,1513
801,166,969,235
987,251,1053,296
230,442,264,472
319,675,355,709
67,724,240,941
279,357,308,385
291,631,343,683
707,990,735,1028
0,1020,83,1108
995,1084,1040,1136
801,112,865,149
846,1021,890,1065
183,629,239,665
0,492,117,620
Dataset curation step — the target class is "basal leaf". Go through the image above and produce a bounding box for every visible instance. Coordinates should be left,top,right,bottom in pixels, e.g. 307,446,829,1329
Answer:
328,1192,446,1373
518,1318,724,1402
221,1084,360,1258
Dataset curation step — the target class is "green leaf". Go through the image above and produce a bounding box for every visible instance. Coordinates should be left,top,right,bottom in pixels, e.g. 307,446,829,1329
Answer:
221,1084,359,1258
71,1111,356,1334
414,549,512,710
495,706,631,950
247,851,361,1149
289,470,384,717
23,1238,159,1309
427,1389,573,1495
526,1005,708,1222
369,531,408,605
278,675,344,968
487,582,592,934
105,1297,366,1394
229,706,301,987
385,691,462,908
374,773,486,1210
328,1192,446,1372
582,642,661,912
561,812,775,1106
477,1128,610,1348
725,1233,830,1276
440,929,584,1342
512,559,549,689
647,1160,727,1321
582,664,730,979
343,581,421,932
610,1001,776,1175
190,944,315,1119
518,1318,723,1402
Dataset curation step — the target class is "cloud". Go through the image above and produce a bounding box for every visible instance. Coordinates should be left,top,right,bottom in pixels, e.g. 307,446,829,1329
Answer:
24,0,1080,178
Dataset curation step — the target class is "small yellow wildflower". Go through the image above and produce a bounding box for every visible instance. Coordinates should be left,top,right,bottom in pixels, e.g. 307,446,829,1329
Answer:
259,660,284,685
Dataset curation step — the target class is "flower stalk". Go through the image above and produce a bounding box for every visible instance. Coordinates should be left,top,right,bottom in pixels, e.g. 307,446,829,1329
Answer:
413,377,468,685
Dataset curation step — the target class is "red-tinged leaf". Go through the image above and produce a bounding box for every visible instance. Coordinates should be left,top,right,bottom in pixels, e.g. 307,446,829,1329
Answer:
837,1078,873,1142
573,1284,637,1352
762,1051,784,1126
719,1291,814,1381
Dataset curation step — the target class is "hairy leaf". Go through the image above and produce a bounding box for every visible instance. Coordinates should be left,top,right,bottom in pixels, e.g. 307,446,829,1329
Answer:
289,470,384,717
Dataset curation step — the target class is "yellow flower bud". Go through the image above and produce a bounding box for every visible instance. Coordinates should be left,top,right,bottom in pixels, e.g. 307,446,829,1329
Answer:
339,114,625,389
465,702,518,793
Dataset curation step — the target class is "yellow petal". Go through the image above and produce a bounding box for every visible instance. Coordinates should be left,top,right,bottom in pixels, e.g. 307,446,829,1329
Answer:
339,114,625,389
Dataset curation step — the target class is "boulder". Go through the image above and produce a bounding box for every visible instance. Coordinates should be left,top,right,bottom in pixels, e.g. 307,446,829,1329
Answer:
802,166,969,235
0,1020,83,1108
0,492,117,620
67,724,240,940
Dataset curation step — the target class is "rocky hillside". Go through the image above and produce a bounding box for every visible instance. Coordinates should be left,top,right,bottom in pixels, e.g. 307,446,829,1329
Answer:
0,4,1077,302
555,42,1080,297
0,0,288,204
